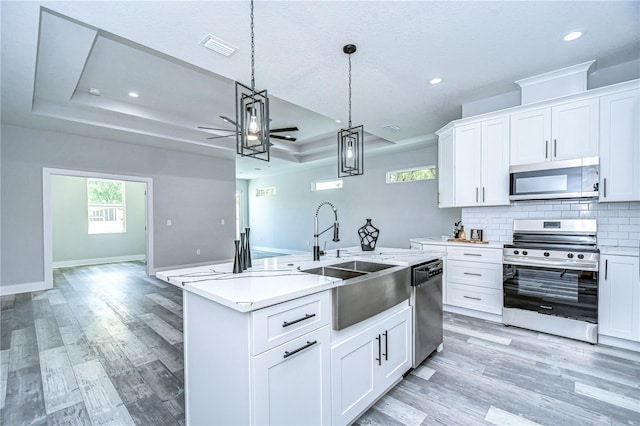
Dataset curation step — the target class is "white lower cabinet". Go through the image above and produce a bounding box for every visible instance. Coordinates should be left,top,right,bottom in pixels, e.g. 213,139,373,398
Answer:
330,307,411,426
599,254,640,342
252,326,331,425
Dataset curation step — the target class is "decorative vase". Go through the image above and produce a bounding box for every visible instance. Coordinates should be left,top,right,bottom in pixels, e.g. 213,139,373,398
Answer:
240,232,247,270
245,227,252,268
233,240,242,273
358,218,380,251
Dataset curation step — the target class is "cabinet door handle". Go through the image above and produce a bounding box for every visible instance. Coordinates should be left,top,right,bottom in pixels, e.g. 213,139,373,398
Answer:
553,139,557,158
375,334,382,366
605,259,608,280
463,253,482,257
475,187,479,203
464,272,482,277
382,330,388,361
283,340,317,359
545,140,548,158
437,192,440,204
482,187,485,202
463,295,481,301
540,305,553,310
282,313,316,328
603,178,607,198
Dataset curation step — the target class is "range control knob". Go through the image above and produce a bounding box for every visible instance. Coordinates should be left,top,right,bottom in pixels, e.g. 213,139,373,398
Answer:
567,253,574,259
544,252,550,257
513,250,519,255
577,254,585,259
522,250,528,256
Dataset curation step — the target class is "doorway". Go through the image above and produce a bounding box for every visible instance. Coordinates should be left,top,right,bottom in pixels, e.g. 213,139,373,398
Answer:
42,168,154,289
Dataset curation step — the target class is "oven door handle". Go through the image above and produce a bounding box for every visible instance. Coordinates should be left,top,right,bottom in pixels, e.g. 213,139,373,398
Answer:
502,257,598,271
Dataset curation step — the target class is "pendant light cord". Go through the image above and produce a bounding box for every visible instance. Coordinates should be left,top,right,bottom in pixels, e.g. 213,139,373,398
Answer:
250,0,255,91
348,53,352,128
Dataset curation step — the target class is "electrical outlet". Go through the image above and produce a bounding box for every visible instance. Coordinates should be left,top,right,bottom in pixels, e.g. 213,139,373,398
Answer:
221,219,225,225
196,249,201,255
167,219,172,227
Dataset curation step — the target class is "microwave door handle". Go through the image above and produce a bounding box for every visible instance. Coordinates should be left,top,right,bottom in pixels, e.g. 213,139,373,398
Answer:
603,178,607,198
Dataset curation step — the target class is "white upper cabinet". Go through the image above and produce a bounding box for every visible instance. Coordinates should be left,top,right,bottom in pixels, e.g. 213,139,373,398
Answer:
599,88,640,202
437,128,455,208
510,98,599,166
453,116,510,207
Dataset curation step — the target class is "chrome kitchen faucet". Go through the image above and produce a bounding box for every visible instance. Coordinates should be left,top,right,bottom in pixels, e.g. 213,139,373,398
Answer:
313,201,340,261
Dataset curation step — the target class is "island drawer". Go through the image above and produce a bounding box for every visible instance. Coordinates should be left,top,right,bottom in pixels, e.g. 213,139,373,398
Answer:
251,290,331,355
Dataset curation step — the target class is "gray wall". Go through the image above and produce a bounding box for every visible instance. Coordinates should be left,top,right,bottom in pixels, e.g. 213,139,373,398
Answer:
247,142,461,252
52,175,146,264
1,124,236,287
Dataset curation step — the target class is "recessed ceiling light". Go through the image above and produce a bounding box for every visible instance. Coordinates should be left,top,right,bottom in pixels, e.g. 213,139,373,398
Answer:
200,34,239,57
88,87,101,96
429,77,443,85
563,31,583,41
128,92,139,98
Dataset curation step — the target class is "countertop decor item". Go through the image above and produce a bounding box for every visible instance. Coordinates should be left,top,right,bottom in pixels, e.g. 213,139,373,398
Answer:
244,227,252,268
358,218,380,251
338,44,364,177
233,240,242,273
240,232,247,270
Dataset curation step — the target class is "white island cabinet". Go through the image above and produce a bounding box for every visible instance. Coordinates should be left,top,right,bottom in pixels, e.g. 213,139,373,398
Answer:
157,248,442,426
183,289,332,425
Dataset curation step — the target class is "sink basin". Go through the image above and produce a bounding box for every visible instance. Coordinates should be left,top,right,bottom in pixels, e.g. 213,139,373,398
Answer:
302,260,410,330
329,260,395,273
301,266,366,280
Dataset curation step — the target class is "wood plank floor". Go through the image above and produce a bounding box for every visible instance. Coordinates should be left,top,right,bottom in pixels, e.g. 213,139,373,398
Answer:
1,261,639,425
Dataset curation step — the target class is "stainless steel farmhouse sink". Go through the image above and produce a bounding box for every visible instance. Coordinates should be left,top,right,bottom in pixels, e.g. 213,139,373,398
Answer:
302,261,410,330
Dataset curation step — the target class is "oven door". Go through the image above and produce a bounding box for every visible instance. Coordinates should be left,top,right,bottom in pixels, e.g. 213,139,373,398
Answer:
503,263,598,323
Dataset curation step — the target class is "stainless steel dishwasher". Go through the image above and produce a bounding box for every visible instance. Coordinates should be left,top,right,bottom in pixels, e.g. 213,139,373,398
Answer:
411,258,444,368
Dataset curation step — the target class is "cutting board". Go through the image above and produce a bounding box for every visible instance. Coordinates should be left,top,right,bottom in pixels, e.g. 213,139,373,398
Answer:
447,238,489,244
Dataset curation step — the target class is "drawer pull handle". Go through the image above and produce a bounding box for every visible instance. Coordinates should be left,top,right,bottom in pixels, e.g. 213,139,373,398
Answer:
540,305,553,310
283,313,316,328
463,253,482,257
463,296,481,301
283,340,317,359
463,272,482,277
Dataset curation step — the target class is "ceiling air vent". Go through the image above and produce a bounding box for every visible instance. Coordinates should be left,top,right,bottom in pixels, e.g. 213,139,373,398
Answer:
199,34,239,57
383,124,400,131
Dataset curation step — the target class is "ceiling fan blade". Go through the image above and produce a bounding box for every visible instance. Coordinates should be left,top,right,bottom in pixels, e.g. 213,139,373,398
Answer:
270,134,297,142
206,134,236,140
219,115,238,126
270,127,299,133
198,126,237,132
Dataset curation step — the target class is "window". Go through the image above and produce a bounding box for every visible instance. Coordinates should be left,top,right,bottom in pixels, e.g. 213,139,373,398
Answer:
386,166,436,183
87,178,126,234
256,187,277,197
311,179,344,191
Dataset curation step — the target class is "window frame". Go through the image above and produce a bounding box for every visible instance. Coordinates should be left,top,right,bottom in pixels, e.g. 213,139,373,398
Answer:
87,178,127,234
385,165,437,184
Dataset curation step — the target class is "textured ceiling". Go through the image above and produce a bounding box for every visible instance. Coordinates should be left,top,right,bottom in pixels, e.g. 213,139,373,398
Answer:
1,1,639,178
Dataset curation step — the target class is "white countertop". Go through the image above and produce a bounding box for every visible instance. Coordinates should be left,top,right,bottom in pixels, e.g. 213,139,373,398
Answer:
599,246,640,257
156,247,442,313
410,236,505,249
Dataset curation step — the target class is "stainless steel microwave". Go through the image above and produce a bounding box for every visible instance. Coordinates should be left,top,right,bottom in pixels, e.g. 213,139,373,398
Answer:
509,157,599,201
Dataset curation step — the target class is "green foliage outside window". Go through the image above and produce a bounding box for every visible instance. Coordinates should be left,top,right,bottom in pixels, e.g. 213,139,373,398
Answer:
387,167,436,183
88,179,124,204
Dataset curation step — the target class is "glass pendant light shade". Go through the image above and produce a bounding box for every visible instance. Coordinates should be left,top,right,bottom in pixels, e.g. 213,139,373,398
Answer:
338,43,363,177
338,125,364,176
236,81,270,161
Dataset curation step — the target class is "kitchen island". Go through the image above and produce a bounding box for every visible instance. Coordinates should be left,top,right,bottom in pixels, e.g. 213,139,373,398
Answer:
157,247,442,425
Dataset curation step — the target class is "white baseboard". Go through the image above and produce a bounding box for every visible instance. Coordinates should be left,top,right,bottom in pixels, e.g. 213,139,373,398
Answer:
444,304,503,324
598,334,640,352
0,281,50,296
53,254,146,269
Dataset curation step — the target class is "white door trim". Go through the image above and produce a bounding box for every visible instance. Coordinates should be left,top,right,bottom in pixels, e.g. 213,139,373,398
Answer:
42,167,154,289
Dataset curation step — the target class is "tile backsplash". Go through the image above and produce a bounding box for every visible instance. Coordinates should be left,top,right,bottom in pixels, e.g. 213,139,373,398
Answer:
461,200,640,248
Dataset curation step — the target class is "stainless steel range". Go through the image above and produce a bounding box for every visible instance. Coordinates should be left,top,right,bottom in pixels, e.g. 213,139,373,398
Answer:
502,219,599,343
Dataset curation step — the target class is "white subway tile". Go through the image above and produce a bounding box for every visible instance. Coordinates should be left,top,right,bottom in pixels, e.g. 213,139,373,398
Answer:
609,217,630,225
599,224,619,232
631,218,640,225
607,231,629,239
598,238,618,246
618,240,640,248
570,204,590,211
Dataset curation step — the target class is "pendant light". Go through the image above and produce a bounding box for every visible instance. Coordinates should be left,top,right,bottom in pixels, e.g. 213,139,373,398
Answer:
338,44,364,177
236,0,270,161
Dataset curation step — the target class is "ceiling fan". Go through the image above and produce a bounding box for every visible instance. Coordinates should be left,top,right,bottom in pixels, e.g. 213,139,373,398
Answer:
198,115,299,142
